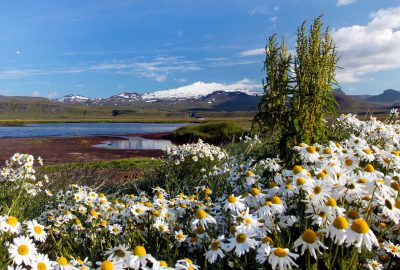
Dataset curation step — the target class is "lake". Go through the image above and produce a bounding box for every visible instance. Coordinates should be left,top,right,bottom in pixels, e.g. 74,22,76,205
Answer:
94,136,173,150
0,123,186,138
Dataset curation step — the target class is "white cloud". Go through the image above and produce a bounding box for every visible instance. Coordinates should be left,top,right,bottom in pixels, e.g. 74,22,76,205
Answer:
333,7,400,82
270,16,278,22
337,0,357,6
239,48,265,57
249,6,279,16
31,91,41,97
0,69,40,79
248,7,268,15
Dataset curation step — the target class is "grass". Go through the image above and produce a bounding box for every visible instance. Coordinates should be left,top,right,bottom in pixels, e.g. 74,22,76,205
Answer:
23,139,52,145
42,157,160,173
172,121,251,143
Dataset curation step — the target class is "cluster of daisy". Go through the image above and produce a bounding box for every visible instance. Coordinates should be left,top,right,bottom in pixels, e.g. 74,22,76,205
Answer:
1,115,400,269
164,139,228,164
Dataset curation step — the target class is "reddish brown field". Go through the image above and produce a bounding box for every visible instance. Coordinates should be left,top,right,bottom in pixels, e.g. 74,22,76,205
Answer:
0,133,169,165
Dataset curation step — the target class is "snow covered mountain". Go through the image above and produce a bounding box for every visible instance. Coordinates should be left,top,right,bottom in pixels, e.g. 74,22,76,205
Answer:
58,94,89,103
56,81,261,105
142,81,258,100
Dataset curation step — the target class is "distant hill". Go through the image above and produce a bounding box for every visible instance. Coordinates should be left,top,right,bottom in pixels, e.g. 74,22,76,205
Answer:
366,89,400,103
332,90,387,113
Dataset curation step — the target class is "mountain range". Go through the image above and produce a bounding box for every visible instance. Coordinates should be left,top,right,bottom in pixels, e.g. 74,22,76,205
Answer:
55,81,400,113
0,81,399,119
56,81,260,106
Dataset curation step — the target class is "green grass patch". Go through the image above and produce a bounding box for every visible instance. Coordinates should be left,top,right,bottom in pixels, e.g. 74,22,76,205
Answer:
23,139,51,145
43,157,160,173
173,121,249,143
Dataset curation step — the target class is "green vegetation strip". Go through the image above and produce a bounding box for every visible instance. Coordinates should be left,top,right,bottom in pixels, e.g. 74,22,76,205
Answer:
42,157,160,173
173,121,250,143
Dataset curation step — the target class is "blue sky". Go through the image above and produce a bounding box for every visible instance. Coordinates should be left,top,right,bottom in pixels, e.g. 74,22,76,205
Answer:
0,0,399,98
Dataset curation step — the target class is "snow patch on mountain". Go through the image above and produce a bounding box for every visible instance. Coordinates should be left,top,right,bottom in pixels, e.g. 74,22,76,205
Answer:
142,80,260,100
58,94,89,102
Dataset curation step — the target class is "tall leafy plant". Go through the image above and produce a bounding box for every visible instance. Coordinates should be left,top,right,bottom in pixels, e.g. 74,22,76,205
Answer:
253,16,339,162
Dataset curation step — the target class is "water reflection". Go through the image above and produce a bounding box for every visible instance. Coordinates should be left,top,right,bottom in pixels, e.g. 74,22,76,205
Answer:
94,136,172,150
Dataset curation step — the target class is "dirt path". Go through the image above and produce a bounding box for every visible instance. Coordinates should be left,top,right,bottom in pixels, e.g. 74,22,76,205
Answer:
0,132,171,165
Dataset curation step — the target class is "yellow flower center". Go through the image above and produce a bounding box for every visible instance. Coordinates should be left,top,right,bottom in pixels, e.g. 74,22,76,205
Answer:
246,170,254,177
251,188,260,196
159,261,168,267
100,220,108,227
211,241,220,250
176,233,185,239
58,257,69,266
296,177,306,186
133,246,147,257
195,226,205,234
357,178,367,184
313,186,322,195
364,164,375,173
389,245,398,253
262,236,274,245
17,244,29,255
101,260,113,270
89,210,98,218
274,248,287,257
293,165,303,174
236,233,247,243
347,210,360,219
244,218,252,225
306,146,316,154
204,188,212,195
6,216,18,227
33,225,43,234
363,149,372,155
351,219,369,234
317,172,326,180
333,216,349,230
37,262,47,270
324,148,332,154
196,209,207,219
228,195,237,203
271,196,281,204
395,199,400,209
325,197,337,207
344,159,353,166
301,229,318,244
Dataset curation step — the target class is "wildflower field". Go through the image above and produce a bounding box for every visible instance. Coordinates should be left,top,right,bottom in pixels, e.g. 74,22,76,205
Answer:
1,114,400,270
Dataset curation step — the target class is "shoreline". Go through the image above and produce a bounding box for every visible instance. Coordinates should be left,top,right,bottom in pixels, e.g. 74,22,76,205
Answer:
0,132,172,165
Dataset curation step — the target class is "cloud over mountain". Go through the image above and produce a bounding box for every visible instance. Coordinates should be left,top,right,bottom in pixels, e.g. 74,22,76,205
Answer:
333,6,400,82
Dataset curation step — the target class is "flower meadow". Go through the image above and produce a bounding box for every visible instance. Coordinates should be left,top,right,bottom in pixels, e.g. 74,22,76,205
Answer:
1,115,400,270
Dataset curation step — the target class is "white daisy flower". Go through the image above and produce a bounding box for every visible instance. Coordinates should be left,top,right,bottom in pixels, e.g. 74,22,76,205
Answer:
1,216,22,234
8,236,37,265
175,258,199,270
192,209,216,229
105,244,132,264
267,247,299,270
29,253,55,270
223,194,246,213
293,229,327,259
26,220,47,242
345,218,379,253
226,229,258,257
96,259,124,270
174,230,187,243
204,236,225,264
128,246,156,269
383,240,400,258
323,216,349,245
